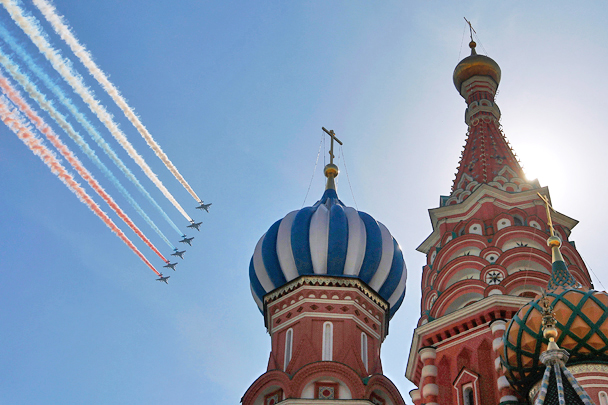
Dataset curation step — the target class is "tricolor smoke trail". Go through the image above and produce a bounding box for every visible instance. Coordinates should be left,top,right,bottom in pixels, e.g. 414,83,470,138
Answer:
0,96,160,276
0,72,169,264
34,0,203,204
0,45,177,251
0,25,184,238
1,0,194,222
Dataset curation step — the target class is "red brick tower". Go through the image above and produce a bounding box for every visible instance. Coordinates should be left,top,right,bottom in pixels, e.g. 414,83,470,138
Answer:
405,41,593,405
243,138,407,405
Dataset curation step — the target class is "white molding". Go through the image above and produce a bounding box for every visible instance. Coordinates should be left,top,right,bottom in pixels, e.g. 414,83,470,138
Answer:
421,365,438,379
422,383,439,397
271,311,381,340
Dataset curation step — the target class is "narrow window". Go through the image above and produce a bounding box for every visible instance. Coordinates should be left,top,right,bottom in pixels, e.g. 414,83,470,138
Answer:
513,216,523,226
361,332,368,372
463,386,474,405
322,322,333,361
284,328,293,370
599,391,608,405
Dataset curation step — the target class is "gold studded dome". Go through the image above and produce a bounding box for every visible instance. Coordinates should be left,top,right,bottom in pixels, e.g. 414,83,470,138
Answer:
500,236,608,394
453,41,501,92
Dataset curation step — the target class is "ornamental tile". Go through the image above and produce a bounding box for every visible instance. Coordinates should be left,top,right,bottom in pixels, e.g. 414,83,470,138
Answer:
582,298,604,324
586,333,605,350
520,330,537,353
570,317,590,340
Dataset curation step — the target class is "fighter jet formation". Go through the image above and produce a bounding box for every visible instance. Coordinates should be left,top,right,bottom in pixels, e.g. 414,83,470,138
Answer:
156,201,212,285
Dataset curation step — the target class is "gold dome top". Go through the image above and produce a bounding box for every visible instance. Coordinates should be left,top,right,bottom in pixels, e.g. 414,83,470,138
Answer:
453,41,501,92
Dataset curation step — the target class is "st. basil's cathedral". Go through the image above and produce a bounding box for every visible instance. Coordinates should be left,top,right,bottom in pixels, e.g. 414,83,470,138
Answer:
241,37,608,405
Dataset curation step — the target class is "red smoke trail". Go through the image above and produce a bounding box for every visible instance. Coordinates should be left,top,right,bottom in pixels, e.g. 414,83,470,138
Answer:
0,97,161,276
0,74,169,265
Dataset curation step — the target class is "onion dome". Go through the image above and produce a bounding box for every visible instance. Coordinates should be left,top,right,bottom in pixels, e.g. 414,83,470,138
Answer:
453,41,501,92
249,162,407,319
501,235,608,393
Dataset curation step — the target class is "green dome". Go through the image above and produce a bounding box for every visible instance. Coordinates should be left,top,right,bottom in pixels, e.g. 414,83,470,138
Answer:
501,285,608,393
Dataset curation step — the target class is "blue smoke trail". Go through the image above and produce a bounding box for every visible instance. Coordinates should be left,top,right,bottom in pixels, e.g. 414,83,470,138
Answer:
0,24,184,237
0,44,178,252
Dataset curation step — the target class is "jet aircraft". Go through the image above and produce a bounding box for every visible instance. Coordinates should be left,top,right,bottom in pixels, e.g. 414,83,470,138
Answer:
171,249,186,259
157,273,170,284
196,201,212,212
180,235,194,246
164,262,178,271
187,221,202,231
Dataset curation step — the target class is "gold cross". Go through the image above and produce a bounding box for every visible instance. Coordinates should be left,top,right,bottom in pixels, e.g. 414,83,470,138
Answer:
537,192,556,237
464,17,476,42
322,127,343,165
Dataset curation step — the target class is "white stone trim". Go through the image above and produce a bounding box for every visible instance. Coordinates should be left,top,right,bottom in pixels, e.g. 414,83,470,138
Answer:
271,311,381,340
422,383,439,397
492,337,504,352
500,395,518,403
419,346,437,361
421,365,438,379
409,389,421,401
490,320,506,333
497,376,510,390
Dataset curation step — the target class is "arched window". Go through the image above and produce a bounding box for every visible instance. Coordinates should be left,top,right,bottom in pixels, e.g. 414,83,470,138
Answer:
284,328,293,370
361,332,368,372
322,322,333,361
463,386,475,405
599,391,608,405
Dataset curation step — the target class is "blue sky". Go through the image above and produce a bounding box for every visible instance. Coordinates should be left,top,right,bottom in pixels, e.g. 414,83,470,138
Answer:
1,1,608,404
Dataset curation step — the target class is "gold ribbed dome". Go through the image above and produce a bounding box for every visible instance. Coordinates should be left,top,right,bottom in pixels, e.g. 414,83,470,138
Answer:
453,41,501,92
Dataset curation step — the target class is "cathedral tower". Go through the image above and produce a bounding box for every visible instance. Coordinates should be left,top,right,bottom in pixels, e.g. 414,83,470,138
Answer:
405,40,594,405
242,132,407,405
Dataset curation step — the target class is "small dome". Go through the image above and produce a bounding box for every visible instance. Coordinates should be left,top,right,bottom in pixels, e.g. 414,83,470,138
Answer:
501,245,608,393
249,187,407,319
453,41,501,92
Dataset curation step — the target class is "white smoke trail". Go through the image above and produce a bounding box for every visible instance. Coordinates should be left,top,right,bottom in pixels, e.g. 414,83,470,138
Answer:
0,96,160,275
34,0,203,203
0,0,193,222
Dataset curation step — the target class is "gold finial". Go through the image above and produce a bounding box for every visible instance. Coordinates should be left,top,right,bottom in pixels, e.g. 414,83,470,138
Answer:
540,294,560,350
321,127,342,190
537,192,565,263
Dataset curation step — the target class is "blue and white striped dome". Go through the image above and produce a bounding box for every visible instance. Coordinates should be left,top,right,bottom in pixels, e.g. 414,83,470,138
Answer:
249,187,407,319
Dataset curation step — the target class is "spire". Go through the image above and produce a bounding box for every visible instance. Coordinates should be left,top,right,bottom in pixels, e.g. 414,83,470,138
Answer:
537,193,582,291
445,38,537,206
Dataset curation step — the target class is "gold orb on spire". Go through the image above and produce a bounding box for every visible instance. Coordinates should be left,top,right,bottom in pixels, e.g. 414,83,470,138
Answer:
453,41,502,92
324,163,339,178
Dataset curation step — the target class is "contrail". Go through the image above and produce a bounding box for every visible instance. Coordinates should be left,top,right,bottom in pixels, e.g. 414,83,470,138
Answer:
0,72,170,264
34,0,203,204
0,25,184,238
0,45,177,251
1,0,193,222
0,96,161,276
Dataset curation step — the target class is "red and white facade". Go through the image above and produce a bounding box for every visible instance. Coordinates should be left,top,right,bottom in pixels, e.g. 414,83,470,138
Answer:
405,46,593,404
242,276,405,405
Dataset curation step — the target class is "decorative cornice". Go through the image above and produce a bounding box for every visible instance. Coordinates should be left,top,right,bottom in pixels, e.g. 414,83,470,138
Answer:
264,275,388,311
418,186,578,254
405,294,530,381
